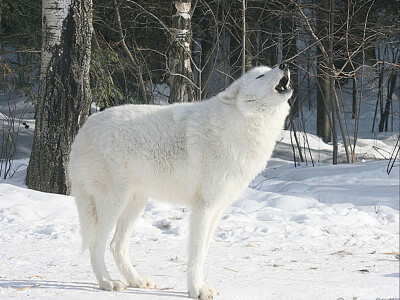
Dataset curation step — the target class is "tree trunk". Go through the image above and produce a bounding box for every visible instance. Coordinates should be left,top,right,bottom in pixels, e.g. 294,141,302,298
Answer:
379,70,397,132
38,0,71,83
372,61,384,132
167,0,197,103
328,0,338,164
317,58,331,143
26,0,93,194
352,75,357,119
316,2,331,143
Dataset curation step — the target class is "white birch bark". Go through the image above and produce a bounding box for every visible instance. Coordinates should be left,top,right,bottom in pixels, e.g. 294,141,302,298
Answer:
40,0,71,80
167,0,197,103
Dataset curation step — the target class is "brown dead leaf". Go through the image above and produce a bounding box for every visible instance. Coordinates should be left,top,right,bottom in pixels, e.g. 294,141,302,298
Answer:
15,284,43,292
380,252,400,260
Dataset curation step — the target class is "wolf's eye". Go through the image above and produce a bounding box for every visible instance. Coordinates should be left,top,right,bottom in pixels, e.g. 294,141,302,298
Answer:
256,74,265,79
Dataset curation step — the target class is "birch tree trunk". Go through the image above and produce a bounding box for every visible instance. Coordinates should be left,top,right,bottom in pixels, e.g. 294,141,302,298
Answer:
26,0,93,194
167,0,197,103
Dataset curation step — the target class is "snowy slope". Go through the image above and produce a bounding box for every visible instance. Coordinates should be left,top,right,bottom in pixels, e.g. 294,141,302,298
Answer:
0,157,398,300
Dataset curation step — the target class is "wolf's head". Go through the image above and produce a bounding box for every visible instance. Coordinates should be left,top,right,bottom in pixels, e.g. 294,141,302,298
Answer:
218,65,292,114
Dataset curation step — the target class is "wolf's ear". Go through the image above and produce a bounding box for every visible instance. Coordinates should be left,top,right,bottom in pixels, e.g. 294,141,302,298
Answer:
218,80,241,104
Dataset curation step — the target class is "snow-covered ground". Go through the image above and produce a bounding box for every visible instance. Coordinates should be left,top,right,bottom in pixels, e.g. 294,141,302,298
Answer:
1,69,399,299
0,154,398,300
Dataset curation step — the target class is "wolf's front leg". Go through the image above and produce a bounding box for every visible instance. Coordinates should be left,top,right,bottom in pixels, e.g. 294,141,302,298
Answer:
187,204,219,299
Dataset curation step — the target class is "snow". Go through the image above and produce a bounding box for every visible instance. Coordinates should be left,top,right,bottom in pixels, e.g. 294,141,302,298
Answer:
1,62,399,299
0,155,398,300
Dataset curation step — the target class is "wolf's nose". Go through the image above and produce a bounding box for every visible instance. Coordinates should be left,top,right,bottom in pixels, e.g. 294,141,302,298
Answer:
279,63,288,71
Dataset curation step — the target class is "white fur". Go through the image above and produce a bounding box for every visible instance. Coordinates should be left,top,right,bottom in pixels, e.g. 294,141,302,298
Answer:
68,65,292,299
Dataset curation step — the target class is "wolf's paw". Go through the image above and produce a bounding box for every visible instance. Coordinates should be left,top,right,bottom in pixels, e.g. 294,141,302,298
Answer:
188,283,219,299
129,277,156,289
99,279,126,291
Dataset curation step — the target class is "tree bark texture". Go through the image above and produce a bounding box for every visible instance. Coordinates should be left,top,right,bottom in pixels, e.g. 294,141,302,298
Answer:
316,3,331,143
379,70,397,132
316,58,331,143
26,0,93,194
328,0,338,164
39,0,71,82
167,0,197,103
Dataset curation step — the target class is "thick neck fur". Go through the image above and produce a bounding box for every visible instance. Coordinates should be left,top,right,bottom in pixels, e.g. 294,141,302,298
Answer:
220,99,289,156
174,96,289,179
200,97,290,180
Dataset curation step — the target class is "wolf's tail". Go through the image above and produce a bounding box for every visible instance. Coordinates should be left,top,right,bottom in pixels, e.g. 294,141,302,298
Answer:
74,192,98,252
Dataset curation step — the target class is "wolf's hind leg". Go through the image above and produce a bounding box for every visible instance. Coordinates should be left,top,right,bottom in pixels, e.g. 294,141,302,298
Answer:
110,194,156,289
90,193,127,291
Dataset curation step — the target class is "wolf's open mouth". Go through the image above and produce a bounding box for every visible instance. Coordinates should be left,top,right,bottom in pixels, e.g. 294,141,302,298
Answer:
275,75,290,94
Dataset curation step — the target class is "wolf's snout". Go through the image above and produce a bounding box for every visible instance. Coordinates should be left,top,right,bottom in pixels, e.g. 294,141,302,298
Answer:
279,63,288,71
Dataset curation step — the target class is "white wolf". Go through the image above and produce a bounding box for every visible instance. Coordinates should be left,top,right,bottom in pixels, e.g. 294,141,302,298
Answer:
68,64,292,299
